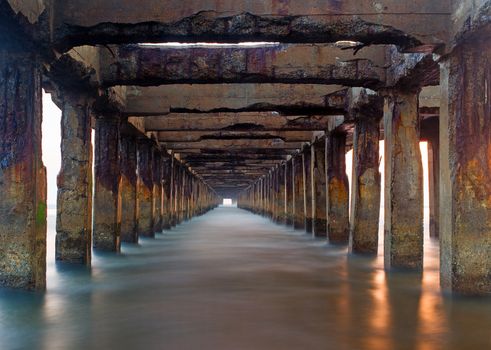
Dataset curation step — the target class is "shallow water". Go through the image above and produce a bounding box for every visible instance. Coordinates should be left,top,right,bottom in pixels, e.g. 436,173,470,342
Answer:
1,207,490,350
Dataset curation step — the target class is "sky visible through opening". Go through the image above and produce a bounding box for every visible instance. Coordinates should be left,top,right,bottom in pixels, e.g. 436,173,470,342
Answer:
139,42,280,48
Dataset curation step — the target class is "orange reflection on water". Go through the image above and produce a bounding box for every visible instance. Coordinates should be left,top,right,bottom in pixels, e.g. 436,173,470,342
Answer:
366,257,392,350
416,238,447,350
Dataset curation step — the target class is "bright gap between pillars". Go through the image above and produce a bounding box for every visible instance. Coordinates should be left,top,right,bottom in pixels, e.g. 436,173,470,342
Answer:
139,42,280,48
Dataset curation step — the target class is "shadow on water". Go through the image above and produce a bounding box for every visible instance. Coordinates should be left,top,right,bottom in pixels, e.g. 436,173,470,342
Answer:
1,207,491,349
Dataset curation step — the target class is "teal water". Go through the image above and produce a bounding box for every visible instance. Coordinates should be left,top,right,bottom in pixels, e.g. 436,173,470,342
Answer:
0,207,490,349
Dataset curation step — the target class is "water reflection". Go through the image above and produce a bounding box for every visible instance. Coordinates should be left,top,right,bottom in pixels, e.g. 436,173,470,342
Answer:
0,207,490,349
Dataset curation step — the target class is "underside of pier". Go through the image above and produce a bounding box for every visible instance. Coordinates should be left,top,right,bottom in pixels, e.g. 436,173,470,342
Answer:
0,0,490,299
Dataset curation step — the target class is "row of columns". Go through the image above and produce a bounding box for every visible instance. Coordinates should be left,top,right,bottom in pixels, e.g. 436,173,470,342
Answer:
236,94,418,263
238,34,491,295
1,35,490,296
0,48,219,290
238,130,355,247
88,117,219,257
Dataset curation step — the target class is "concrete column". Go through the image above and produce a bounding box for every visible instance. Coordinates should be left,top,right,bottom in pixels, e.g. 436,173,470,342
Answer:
326,132,350,244
55,93,93,264
120,134,138,243
302,145,313,233
384,91,423,270
278,163,287,223
152,147,162,234
262,176,267,215
184,172,191,220
93,116,122,252
137,139,154,237
0,50,46,290
440,38,491,295
349,117,381,254
269,171,275,219
161,155,172,230
177,165,184,224
270,169,276,217
285,159,294,225
312,139,327,237
293,155,305,229
267,172,274,218
169,157,177,226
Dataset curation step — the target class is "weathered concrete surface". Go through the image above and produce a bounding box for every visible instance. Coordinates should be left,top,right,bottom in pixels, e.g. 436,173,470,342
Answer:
56,94,93,264
292,155,305,229
169,157,177,227
326,132,350,244
93,116,122,252
349,117,381,254
125,84,346,115
267,173,274,218
0,51,46,290
120,134,139,243
285,159,294,225
450,0,491,49
384,92,423,270
161,155,172,230
137,139,154,237
175,163,184,224
54,1,449,50
152,148,163,234
157,131,314,142
162,139,303,150
146,113,344,132
101,44,385,88
302,146,313,233
440,37,491,295
276,164,287,223
6,0,46,24
312,139,327,237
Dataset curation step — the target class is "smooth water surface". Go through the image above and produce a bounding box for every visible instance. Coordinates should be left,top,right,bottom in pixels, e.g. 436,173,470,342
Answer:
1,207,490,349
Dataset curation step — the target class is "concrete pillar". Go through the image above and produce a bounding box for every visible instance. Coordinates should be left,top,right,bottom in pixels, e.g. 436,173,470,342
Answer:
326,132,350,244
0,50,46,290
440,38,491,295
137,139,154,238
161,155,172,230
302,145,313,233
267,172,274,218
269,171,276,219
177,165,184,224
312,139,327,237
120,134,138,243
384,91,423,270
152,147,162,234
277,163,287,223
184,171,191,220
55,93,93,264
349,117,381,254
169,157,177,226
285,159,294,225
293,155,305,229
93,116,122,252
270,169,276,217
